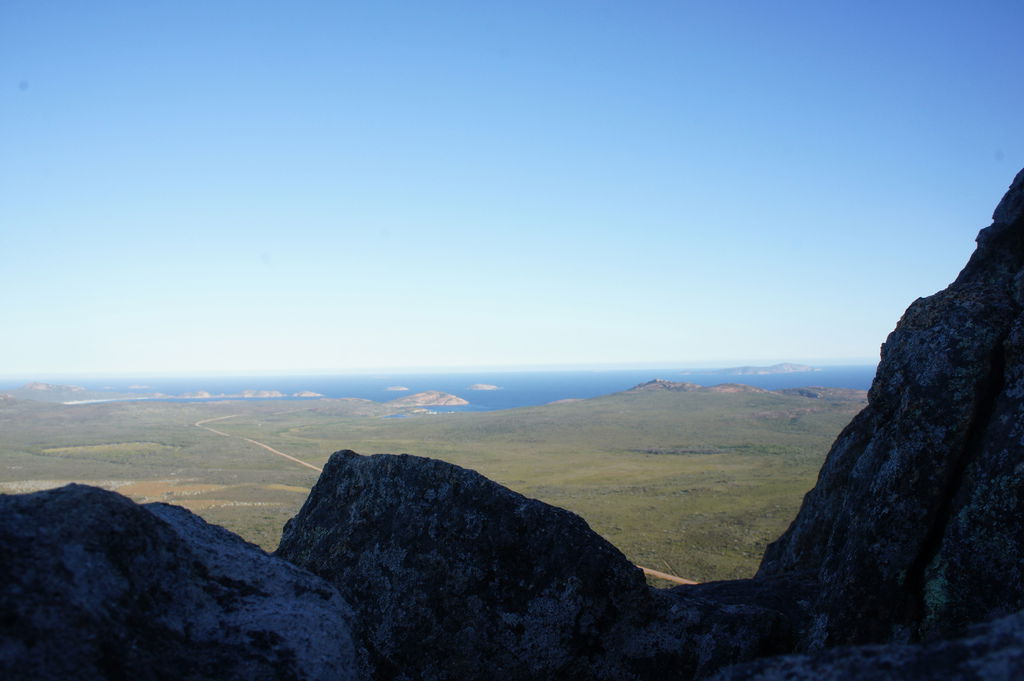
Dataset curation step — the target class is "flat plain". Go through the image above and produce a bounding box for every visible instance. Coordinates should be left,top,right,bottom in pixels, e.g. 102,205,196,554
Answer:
0,386,865,583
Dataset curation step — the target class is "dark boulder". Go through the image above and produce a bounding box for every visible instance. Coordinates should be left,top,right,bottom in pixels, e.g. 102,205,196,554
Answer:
276,450,792,681
0,484,361,681
758,168,1024,648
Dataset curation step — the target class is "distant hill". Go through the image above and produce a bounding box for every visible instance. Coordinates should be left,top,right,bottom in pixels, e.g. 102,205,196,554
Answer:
624,379,768,394
682,363,819,375
5,382,132,404
623,379,702,393
624,379,865,402
387,391,469,407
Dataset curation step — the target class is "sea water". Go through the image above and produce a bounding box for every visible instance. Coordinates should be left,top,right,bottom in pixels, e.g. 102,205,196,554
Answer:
6,366,878,412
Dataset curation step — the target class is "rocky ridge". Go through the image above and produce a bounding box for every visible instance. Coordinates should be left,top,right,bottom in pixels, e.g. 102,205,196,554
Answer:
3,168,1024,680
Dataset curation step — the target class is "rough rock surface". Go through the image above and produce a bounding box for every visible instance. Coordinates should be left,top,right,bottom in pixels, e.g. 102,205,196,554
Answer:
705,610,1024,681
276,451,792,681
757,168,1024,649
0,484,360,681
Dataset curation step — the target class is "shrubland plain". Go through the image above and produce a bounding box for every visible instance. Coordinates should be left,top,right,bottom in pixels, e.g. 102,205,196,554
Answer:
0,387,864,583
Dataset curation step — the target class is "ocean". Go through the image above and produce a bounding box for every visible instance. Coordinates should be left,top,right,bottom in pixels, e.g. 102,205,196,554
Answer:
9,365,879,411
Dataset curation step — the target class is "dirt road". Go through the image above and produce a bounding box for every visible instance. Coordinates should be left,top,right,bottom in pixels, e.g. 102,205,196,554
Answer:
639,567,698,585
194,415,323,473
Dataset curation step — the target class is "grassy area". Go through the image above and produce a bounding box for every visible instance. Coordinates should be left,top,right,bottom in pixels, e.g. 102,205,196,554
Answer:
0,389,863,582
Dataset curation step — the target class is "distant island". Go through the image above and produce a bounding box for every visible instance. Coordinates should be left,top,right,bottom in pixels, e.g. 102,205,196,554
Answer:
180,390,323,399
467,384,501,391
388,391,469,407
183,389,283,398
385,386,410,391
680,363,819,376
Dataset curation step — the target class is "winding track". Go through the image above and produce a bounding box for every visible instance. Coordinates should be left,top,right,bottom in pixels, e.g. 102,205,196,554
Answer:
193,414,697,585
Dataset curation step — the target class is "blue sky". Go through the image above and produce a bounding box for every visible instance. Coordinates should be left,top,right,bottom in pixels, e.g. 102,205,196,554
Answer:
2,1,1022,376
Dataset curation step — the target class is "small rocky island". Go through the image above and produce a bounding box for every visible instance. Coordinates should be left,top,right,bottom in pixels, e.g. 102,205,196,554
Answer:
3,168,1024,680
467,383,501,390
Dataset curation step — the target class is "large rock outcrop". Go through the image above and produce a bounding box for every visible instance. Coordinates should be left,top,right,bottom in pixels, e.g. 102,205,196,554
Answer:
0,484,361,681
755,167,1024,650
275,451,793,681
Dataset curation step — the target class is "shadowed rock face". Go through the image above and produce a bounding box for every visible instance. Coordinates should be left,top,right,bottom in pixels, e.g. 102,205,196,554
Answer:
704,610,1024,681
757,168,1024,649
0,484,360,681
275,451,792,681
277,450,644,680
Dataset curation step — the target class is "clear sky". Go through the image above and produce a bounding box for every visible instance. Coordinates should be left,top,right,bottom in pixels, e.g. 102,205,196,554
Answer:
2,1,1022,376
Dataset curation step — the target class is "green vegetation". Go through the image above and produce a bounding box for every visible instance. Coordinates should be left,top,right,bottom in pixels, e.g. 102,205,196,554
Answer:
40,441,181,458
0,389,864,583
